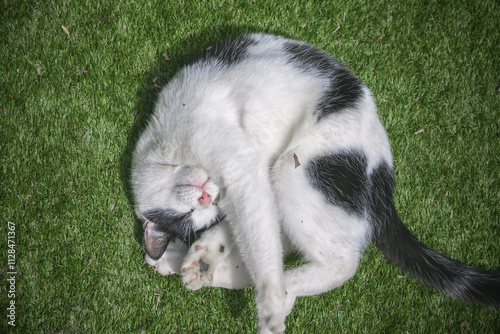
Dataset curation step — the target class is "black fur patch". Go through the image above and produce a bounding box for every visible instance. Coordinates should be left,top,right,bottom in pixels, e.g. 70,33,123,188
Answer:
307,151,368,216
284,41,363,119
143,208,193,237
368,161,397,231
194,35,258,67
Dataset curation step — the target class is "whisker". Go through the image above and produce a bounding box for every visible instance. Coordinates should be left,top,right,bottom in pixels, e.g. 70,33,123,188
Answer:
173,237,183,252
183,221,193,246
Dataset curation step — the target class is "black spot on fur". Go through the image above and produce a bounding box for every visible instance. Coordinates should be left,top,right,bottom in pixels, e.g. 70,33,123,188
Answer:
368,161,397,235
284,41,363,119
369,161,500,305
143,208,193,237
307,151,368,216
194,35,258,67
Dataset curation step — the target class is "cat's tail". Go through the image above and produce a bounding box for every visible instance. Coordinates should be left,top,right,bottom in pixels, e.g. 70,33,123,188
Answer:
370,163,500,306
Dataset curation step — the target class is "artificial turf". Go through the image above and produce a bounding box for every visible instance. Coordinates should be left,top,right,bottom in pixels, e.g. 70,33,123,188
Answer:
1,0,499,333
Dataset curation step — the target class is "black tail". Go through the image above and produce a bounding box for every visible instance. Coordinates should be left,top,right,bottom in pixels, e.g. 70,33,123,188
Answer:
370,162,500,305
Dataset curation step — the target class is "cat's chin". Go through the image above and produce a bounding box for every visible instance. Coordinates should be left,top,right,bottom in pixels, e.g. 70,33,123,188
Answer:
191,205,219,230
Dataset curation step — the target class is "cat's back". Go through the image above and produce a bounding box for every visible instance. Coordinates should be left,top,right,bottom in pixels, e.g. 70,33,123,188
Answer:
150,34,379,162
155,34,325,148
183,33,318,95
183,33,367,120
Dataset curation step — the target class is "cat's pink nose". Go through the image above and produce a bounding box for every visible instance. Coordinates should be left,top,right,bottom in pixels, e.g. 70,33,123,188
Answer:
198,191,212,207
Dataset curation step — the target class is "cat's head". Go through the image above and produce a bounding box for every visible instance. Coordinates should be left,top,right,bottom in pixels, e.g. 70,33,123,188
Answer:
132,165,220,260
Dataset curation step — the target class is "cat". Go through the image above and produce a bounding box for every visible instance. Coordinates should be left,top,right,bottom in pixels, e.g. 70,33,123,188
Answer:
131,33,500,334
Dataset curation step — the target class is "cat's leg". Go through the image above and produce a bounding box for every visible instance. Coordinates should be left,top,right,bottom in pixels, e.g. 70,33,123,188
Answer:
222,161,286,334
273,148,370,314
181,222,252,289
144,237,188,275
192,138,286,333
282,217,363,314
190,125,287,332
283,254,361,314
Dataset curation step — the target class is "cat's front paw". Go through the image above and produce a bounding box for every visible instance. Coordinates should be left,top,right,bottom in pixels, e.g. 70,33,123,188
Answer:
181,238,229,290
181,244,216,290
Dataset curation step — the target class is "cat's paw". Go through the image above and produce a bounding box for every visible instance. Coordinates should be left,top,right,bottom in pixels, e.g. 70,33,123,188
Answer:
144,238,188,276
181,242,225,290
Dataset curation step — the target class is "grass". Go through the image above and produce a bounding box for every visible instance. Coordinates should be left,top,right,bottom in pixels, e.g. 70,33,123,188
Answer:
1,0,499,333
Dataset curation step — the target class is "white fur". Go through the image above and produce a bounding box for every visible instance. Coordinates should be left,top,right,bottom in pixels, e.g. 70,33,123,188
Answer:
131,33,393,333
145,238,188,275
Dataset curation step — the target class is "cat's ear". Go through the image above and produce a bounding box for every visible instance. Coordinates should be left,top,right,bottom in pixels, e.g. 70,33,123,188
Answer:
143,220,171,260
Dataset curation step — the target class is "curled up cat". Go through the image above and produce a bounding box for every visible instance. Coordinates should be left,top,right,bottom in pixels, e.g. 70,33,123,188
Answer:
130,33,500,333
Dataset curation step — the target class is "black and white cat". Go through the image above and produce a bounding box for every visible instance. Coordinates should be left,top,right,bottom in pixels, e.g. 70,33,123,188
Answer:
131,33,500,333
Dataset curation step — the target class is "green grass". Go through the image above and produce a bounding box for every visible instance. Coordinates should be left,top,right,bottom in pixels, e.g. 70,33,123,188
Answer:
1,0,499,333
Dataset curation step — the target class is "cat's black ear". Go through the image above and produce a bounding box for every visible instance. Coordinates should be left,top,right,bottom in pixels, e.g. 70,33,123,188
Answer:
143,221,171,260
